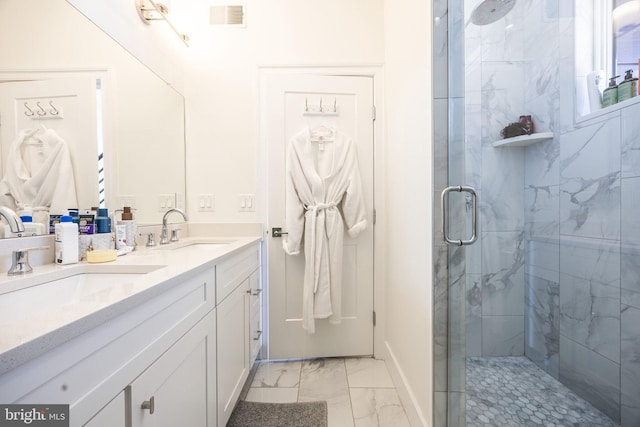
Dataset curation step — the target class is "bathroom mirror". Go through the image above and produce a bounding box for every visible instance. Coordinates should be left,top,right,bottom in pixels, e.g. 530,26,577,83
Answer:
575,0,640,118
0,0,186,235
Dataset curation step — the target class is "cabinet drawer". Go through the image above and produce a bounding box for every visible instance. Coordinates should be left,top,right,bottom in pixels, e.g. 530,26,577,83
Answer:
216,244,259,304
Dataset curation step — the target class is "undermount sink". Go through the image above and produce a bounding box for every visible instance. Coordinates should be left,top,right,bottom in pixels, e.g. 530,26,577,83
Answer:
0,264,166,350
160,239,233,252
0,264,166,323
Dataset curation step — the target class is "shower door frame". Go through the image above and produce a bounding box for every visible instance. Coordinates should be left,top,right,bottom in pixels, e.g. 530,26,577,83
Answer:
432,0,468,425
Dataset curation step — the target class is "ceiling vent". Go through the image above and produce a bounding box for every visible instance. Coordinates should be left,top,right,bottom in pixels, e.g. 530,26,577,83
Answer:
210,4,245,27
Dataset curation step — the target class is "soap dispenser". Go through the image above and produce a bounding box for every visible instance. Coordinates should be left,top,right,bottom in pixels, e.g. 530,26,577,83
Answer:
602,76,620,107
618,69,638,102
117,206,137,249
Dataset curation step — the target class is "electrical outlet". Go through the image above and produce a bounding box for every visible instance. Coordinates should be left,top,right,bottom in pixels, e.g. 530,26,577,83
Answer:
239,194,255,212
198,194,215,212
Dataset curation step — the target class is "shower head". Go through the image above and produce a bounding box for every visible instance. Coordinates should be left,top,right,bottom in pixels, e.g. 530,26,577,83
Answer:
470,0,516,26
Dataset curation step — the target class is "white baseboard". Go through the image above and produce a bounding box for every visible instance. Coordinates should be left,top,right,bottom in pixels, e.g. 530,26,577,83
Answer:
383,341,430,427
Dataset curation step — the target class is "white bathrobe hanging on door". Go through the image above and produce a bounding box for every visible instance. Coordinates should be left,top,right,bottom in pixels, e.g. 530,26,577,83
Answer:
283,126,368,334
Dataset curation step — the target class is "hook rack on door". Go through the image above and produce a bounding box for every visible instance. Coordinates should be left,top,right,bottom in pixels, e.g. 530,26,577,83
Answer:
23,100,64,120
303,97,339,116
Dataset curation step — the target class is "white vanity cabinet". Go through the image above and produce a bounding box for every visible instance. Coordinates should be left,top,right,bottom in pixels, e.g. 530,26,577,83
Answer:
83,392,126,427
248,268,262,364
0,238,263,427
129,309,215,427
0,267,216,427
215,243,260,427
83,310,216,427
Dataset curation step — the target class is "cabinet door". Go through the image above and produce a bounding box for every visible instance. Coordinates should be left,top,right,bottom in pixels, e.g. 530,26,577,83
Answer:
217,279,249,427
83,391,126,427
130,310,215,427
248,268,262,365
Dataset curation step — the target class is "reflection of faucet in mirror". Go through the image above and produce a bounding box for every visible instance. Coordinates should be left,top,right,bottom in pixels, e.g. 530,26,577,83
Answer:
0,207,25,234
160,208,188,245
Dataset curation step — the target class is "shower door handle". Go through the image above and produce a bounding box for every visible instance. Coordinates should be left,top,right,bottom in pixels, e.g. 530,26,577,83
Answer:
440,185,478,246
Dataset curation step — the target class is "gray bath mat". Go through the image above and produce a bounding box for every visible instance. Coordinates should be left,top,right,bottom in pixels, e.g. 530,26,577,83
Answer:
227,400,327,427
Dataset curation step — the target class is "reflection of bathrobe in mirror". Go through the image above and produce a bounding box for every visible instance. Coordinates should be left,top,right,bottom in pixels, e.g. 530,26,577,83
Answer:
0,128,78,214
282,127,368,334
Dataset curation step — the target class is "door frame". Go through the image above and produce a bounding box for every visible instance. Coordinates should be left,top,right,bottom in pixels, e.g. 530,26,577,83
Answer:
257,64,386,360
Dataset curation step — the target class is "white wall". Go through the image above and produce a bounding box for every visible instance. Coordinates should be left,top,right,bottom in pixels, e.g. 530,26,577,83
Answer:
182,0,384,222
383,0,433,425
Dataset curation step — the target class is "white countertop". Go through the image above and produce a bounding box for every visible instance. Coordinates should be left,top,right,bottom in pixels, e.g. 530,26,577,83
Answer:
0,234,262,375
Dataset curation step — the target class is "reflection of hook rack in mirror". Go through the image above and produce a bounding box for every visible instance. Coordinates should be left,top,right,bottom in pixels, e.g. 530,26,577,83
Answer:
23,102,35,117
23,100,64,120
303,97,339,116
36,102,47,116
49,101,59,116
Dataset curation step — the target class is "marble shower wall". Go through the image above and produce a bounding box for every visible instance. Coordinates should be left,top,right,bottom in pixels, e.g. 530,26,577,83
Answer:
461,0,639,424
464,0,528,359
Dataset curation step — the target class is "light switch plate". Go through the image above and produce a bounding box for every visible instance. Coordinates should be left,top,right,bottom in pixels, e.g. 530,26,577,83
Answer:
198,194,215,212
158,194,174,212
239,194,255,212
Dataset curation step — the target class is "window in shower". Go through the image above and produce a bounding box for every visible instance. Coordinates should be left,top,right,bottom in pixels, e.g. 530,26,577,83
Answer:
612,0,640,78
575,0,640,117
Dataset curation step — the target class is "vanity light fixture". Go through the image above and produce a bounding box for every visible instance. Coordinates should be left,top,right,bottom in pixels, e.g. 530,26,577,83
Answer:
135,0,190,46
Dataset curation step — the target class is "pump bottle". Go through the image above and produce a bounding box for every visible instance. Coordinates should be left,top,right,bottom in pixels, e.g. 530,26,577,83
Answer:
618,69,637,102
602,76,620,107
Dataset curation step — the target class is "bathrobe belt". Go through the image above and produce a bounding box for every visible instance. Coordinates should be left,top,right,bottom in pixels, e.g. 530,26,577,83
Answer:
305,201,338,294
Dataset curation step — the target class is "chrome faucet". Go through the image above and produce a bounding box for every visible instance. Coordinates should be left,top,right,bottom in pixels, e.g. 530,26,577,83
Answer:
8,246,48,275
0,206,25,234
160,208,188,245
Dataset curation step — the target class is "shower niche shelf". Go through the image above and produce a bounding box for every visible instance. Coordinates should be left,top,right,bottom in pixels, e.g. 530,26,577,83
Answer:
493,132,554,148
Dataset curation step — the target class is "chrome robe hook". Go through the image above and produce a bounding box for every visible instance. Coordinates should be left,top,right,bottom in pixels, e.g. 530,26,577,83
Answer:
24,102,35,116
35,102,47,116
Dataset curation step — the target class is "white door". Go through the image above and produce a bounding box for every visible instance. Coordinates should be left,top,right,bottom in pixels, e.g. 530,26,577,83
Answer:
264,73,375,359
0,78,100,210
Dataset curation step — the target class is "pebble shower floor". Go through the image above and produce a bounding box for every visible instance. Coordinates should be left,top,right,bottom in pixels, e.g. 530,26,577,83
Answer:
466,357,619,427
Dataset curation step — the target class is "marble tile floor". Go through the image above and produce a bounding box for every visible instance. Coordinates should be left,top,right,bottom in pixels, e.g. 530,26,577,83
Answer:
467,357,620,427
241,357,410,427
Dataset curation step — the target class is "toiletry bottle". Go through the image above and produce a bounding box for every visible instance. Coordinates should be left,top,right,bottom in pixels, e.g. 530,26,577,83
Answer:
68,209,80,225
55,215,79,265
587,70,603,112
17,206,45,235
96,208,111,233
118,206,137,248
618,69,638,102
602,76,620,107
